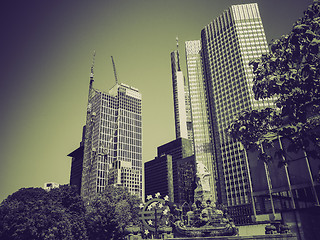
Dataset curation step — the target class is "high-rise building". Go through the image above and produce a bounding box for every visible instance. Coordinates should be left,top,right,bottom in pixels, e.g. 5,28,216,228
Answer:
185,40,222,204
171,39,194,144
81,60,143,200
200,3,272,207
157,138,194,204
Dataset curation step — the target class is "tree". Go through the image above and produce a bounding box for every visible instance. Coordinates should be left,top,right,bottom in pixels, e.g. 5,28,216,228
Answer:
0,186,88,240
47,185,88,240
228,0,320,162
85,185,141,240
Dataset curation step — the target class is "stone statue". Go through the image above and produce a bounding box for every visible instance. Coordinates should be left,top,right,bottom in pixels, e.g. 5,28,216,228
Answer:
194,162,212,203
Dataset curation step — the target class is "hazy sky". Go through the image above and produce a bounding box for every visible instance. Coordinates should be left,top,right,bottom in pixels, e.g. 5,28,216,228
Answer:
0,0,312,202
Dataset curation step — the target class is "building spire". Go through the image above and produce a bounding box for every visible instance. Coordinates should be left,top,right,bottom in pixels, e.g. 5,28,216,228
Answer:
90,50,96,78
176,36,181,71
89,50,96,93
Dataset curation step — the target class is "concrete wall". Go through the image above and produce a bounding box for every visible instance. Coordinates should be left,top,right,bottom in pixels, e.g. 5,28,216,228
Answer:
167,234,297,240
238,224,268,236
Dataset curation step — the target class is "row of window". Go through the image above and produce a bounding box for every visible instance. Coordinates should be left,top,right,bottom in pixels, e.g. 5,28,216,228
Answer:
118,151,142,162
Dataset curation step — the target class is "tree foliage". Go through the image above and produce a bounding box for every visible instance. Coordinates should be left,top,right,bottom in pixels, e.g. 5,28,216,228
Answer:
228,1,320,163
0,185,142,240
85,185,141,240
0,185,87,240
250,1,320,120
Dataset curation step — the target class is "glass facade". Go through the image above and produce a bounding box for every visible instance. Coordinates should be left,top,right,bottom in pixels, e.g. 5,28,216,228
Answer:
171,49,194,145
81,83,142,199
201,3,271,206
185,40,221,203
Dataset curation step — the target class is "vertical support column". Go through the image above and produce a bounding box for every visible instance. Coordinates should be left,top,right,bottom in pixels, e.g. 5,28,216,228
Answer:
243,147,257,221
278,137,296,209
303,149,320,206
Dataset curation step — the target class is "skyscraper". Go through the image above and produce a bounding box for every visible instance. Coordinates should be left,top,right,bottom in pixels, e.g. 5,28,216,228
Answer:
185,40,222,204
81,58,143,200
200,3,271,207
171,39,194,143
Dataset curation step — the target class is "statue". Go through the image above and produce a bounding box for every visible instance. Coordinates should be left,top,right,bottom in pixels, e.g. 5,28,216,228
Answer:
194,162,212,203
133,163,238,238
171,162,238,237
172,198,238,237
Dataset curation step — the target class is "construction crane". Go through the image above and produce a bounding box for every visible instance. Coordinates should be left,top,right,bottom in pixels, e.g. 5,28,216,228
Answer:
111,56,118,84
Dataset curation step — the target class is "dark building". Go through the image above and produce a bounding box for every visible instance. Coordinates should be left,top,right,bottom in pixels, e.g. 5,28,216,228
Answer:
145,155,174,201
157,137,193,160
148,138,195,204
176,155,196,204
68,146,84,194
67,126,85,194
246,134,320,238
157,138,194,204
248,136,320,216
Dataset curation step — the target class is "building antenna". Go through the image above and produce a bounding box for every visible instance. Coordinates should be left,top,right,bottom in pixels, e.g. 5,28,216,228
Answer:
176,36,179,49
111,56,118,84
91,51,96,77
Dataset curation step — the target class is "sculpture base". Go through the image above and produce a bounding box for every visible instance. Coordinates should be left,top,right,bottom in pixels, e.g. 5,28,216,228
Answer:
173,220,238,238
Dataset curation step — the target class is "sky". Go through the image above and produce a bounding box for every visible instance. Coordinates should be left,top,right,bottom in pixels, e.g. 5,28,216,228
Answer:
0,0,313,202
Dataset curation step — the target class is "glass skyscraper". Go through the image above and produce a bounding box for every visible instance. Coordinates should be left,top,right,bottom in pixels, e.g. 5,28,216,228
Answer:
200,3,271,206
81,67,142,200
185,40,221,203
171,41,194,144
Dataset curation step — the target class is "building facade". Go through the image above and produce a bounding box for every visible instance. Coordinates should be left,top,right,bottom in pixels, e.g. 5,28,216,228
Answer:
145,138,195,204
248,136,320,215
200,3,272,206
157,138,194,204
145,155,174,201
171,42,194,144
176,155,196,204
67,126,86,194
81,67,142,200
185,40,222,204
68,145,84,194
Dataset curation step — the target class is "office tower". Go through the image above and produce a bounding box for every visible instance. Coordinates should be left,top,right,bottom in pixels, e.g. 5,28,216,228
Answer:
185,40,221,204
81,61,142,200
171,39,194,144
200,3,271,207
145,155,174,201
157,138,195,204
